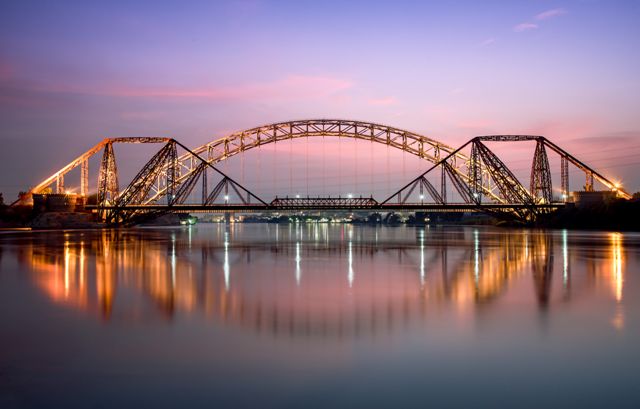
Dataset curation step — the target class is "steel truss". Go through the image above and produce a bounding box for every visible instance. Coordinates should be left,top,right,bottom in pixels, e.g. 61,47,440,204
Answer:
271,196,379,209
530,139,552,203
97,141,119,217
104,139,265,224
386,134,631,221
144,119,505,205
19,120,631,225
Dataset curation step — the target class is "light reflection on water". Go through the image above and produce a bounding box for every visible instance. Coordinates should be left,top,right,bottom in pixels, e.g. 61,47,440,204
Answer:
0,224,638,408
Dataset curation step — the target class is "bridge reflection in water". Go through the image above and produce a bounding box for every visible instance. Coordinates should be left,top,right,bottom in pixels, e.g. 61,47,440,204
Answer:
18,225,626,338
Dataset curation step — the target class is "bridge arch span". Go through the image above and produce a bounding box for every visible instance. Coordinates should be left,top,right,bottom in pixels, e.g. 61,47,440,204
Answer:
192,119,459,165
149,119,501,204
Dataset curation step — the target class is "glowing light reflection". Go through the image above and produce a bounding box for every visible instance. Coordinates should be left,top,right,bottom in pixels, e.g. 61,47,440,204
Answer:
224,231,230,291
419,230,425,286
348,241,354,288
295,241,301,286
64,242,70,296
473,229,480,284
562,230,568,288
611,233,623,302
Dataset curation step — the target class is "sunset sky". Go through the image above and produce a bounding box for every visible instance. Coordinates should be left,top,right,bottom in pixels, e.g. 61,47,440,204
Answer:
1,0,639,199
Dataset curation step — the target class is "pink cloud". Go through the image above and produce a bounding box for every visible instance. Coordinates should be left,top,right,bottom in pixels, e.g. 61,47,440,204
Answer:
514,22,538,32
367,96,398,106
109,75,353,101
535,8,567,21
11,75,353,102
0,60,14,81
120,111,166,120
524,117,601,140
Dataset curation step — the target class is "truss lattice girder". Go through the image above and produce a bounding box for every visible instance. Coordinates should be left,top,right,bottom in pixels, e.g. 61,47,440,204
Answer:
27,137,174,197
145,119,504,205
540,137,631,199
477,135,632,200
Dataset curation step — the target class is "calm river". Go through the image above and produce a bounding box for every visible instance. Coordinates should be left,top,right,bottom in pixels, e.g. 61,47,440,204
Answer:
1,224,639,408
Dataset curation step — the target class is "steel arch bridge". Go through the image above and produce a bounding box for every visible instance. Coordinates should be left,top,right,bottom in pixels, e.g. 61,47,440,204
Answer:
18,119,631,225
145,119,504,205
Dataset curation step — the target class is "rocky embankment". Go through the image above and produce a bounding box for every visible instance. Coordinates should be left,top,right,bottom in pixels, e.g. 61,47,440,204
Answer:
30,212,103,229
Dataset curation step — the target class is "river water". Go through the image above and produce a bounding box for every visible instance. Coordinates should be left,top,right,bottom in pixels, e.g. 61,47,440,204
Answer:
0,224,638,408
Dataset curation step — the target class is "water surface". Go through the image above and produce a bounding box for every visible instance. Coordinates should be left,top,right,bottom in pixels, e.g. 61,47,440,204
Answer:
1,224,638,408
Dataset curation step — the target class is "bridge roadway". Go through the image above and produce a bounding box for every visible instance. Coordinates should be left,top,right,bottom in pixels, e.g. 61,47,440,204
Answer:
88,201,565,214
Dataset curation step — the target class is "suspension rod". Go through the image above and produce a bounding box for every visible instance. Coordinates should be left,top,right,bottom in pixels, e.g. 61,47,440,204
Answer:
172,139,268,205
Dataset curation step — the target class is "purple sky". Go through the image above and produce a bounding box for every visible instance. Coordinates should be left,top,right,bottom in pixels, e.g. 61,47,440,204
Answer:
1,0,640,199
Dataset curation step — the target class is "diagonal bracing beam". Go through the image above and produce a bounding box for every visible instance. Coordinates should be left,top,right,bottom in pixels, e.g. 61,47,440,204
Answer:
172,140,267,206
530,139,553,203
473,140,534,206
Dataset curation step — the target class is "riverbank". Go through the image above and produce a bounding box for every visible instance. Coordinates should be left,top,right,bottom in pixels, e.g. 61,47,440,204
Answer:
540,199,640,231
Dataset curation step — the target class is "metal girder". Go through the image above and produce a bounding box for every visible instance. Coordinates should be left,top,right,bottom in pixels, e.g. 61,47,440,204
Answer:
421,177,444,204
530,139,553,203
166,141,178,204
80,160,89,197
541,137,631,199
468,141,482,201
383,138,503,205
172,140,266,206
585,172,594,192
203,177,251,205
97,142,119,206
29,139,107,197
107,141,177,223
144,119,477,204
108,137,172,144
399,177,444,204
441,166,447,204
442,161,476,204
561,156,569,201
170,162,206,205
477,135,541,142
270,196,379,209
26,137,173,198
204,177,227,205
90,202,564,213
17,121,632,222
56,173,64,194
473,140,533,206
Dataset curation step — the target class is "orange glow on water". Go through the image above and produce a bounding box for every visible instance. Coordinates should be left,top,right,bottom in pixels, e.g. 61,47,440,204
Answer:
14,226,630,338
610,233,624,302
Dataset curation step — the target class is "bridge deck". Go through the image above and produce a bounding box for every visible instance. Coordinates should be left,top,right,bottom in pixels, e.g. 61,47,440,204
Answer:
88,203,565,213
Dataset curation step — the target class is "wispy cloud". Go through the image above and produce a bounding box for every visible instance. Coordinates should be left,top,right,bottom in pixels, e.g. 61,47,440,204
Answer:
513,8,566,34
535,8,567,21
2,75,354,102
367,96,398,106
110,75,353,101
480,38,496,47
514,22,538,32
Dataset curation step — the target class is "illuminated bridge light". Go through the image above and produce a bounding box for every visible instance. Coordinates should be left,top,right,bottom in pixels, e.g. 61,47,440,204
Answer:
19,120,632,226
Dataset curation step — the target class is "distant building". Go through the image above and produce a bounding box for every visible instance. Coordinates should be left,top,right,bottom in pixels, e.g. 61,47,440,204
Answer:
32,193,86,213
570,191,616,208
